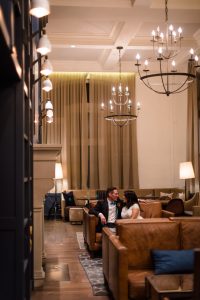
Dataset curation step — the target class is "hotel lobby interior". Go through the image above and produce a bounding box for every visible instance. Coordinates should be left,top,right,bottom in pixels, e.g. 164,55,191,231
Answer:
1,1,200,299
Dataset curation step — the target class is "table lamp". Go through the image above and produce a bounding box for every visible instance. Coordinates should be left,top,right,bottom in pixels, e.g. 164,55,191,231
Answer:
179,161,195,200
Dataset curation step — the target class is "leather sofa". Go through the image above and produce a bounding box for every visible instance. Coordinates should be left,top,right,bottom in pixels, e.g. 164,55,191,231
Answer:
105,217,200,300
83,202,174,257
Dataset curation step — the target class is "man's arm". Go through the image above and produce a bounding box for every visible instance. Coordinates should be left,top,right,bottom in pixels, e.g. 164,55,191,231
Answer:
89,200,107,224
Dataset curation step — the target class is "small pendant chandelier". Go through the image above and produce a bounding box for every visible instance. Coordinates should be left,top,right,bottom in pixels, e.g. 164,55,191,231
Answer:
101,46,140,128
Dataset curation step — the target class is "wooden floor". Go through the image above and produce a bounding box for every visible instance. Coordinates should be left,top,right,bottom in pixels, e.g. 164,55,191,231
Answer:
31,219,111,300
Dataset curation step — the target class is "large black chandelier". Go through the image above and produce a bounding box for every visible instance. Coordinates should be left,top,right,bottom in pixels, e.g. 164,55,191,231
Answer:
101,46,140,128
135,0,199,96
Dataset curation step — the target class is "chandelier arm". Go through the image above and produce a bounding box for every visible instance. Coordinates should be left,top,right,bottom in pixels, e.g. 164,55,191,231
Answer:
165,75,195,95
137,67,159,92
159,60,169,95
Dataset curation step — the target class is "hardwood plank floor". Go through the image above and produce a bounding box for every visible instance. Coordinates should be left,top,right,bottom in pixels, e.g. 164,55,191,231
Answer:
31,219,111,300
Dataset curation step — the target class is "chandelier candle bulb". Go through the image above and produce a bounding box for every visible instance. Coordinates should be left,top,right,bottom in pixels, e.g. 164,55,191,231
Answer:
171,60,176,72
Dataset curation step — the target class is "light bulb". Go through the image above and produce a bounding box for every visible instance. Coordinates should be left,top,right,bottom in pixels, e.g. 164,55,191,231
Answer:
136,53,140,60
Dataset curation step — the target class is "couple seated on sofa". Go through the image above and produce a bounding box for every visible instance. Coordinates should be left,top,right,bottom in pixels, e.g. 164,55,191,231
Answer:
89,187,143,232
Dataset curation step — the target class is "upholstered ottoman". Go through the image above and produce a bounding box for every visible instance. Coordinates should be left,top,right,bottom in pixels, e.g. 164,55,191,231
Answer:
69,207,83,224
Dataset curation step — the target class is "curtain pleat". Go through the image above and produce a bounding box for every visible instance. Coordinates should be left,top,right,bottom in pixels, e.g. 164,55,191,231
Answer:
187,66,199,194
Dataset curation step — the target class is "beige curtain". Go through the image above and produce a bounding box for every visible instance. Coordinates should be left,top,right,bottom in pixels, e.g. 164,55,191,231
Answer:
187,65,199,194
42,72,88,189
89,72,139,189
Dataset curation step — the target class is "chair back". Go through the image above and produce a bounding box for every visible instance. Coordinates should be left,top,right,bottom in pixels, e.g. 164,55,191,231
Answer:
165,198,184,216
96,190,107,200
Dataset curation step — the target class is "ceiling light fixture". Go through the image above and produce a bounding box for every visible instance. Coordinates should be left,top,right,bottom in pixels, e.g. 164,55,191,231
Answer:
135,0,199,96
101,46,140,128
29,0,50,18
37,30,52,55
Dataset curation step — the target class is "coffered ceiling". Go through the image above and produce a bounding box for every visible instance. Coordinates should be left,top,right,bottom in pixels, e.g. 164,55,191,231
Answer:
47,0,200,72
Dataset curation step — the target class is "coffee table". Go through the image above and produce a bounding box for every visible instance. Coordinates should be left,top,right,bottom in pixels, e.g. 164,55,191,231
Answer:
145,274,193,300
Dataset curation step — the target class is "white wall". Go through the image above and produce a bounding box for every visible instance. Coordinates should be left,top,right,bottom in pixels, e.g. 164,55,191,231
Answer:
136,76,187,189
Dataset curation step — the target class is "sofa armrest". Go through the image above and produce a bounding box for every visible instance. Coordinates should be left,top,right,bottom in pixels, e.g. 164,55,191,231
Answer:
108,235,128,300
162,209,175,218
102,227,116,284
184,192,199,211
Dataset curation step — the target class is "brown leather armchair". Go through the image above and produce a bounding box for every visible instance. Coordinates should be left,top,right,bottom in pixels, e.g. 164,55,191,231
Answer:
82,207,102,256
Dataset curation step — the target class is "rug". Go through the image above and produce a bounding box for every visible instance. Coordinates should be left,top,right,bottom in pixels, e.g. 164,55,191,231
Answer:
76,232,86,250
79,253,110,296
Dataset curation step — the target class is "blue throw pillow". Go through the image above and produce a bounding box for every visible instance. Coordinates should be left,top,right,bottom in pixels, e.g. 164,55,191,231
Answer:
152,249,194,275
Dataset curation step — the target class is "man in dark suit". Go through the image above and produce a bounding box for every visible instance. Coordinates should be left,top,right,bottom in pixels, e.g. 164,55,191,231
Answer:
89,187,123,232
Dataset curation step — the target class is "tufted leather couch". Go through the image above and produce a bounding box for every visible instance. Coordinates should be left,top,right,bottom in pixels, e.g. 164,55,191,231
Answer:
105,217,200,300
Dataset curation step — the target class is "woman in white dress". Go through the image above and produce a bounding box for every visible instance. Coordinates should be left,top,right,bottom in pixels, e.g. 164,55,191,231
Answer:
121,190,143,219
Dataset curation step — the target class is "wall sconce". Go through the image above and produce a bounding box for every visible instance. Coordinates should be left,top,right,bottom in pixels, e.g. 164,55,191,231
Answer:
36,30,51,55
40,56,53,76
179,161,195,200
29,0,50,18
42,77,53,92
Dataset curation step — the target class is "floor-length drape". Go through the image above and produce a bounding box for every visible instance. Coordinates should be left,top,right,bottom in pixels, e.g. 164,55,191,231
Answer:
89,73,139,189
187,66,199,195
42,72,88,189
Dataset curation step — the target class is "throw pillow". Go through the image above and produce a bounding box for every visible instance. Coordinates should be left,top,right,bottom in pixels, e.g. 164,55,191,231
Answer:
178,192,185,200
63,191,76,206
152,249,194,275
160,192,173,199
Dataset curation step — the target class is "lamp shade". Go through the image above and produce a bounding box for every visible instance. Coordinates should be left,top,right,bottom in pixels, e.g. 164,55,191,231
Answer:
40,58,53,76
46,116,53,123
46,109,53,118
37,34,52,55
42,78,53,92
29,0,50,18
179,161,195,179
55,163,63,179
45,99,53,110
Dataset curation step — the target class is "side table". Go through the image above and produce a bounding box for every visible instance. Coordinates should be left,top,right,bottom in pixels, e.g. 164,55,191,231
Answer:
69,207,83,224
145,274,193,300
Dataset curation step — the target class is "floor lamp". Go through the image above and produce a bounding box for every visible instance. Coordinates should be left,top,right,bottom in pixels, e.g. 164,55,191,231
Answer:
54,162,63,218
179,161,195,200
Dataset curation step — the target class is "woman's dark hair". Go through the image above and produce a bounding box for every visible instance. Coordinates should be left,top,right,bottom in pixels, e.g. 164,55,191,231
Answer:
124,190,140,209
